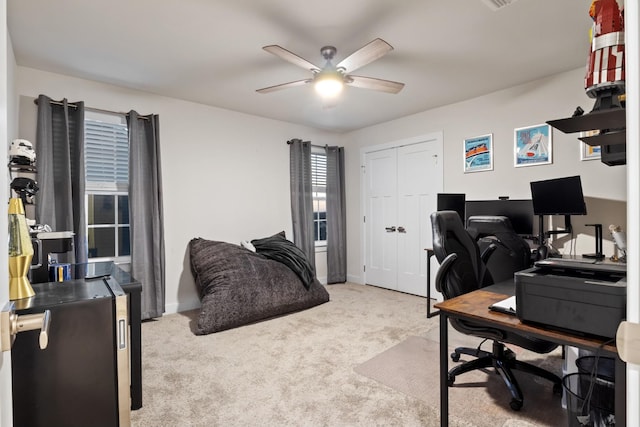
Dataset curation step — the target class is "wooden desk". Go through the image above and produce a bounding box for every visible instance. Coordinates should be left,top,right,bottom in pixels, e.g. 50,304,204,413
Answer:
435,289,625,427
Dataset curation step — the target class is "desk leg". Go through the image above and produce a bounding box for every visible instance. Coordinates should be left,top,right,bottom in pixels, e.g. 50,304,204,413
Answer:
615,355,626,427
440,312,449,427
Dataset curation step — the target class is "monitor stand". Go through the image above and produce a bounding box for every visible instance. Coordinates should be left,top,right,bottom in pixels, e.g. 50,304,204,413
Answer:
537,214,572,260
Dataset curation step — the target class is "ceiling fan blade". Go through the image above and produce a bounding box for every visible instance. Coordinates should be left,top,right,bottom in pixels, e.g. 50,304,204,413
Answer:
256,79,311,94
337,38,393,73
347,75,405,94
262,45,320,72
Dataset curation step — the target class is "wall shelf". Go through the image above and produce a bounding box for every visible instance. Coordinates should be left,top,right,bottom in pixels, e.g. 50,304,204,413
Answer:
8,164,37,173
579,130,626,146
547,107,626,166
547,107,625,133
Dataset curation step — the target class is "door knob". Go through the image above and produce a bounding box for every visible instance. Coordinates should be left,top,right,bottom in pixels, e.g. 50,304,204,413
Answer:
617,321,640,365
385,226,397,232
397,226,406,233
1,302,51,352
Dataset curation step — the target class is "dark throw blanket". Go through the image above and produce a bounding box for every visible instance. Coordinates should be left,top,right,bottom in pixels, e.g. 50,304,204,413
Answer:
251,233,315,290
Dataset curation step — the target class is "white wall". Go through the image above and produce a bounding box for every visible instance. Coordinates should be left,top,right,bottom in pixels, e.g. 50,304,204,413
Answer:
15,66,630,309
343,68,627,283
16,67,339,313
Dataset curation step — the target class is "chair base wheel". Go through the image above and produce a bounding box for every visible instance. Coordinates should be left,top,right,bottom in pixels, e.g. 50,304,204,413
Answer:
553,382,562,395
451,352,460,362
509,399,523,411
447,374,455,386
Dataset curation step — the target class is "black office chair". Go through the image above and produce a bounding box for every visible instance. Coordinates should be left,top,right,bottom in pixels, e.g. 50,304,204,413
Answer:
431,211,561,410
466,215,533,283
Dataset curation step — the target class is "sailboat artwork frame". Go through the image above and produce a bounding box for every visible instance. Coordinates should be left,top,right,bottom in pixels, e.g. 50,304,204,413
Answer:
514,123,552,167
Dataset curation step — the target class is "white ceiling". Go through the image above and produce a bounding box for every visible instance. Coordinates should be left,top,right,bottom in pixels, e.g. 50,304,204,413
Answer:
8,0,594,133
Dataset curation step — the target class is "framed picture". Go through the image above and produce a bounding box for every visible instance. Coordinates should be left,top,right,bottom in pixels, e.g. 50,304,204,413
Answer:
514,124,552,167
580,138,602,161
464,133,493,173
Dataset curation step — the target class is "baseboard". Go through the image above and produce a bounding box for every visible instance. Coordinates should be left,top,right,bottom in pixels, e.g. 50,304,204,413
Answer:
347,273,364,284
165,298,201,315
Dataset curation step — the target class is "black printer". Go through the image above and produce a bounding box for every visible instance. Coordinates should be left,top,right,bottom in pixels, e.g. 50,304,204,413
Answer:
515,257,626,340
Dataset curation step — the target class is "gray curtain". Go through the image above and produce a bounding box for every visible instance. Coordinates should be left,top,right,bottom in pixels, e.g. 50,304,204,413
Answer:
35,95,88,264
128,111,166,319
326,146,347,283
288,138,316,272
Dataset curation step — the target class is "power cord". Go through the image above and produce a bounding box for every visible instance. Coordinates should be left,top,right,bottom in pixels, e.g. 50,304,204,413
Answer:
577,338,615,426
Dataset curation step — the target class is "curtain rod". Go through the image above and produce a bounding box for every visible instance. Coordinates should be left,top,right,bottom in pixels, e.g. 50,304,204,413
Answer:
286,139,324,148
33,98,150,120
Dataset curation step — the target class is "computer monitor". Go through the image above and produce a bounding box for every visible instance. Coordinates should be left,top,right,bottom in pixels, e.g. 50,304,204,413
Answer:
529,175,587,216
437,193,466,224
464,199,534,236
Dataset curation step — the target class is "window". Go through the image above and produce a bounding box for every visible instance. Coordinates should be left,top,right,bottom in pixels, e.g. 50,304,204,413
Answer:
84,111,130,261
311,148,326,246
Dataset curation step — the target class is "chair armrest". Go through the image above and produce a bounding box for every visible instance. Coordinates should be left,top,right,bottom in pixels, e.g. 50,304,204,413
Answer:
480,242,498,264
478,243,498,287
434,253,457,295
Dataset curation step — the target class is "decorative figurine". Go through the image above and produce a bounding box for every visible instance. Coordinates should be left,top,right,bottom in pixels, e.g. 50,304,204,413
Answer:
585,0,625,110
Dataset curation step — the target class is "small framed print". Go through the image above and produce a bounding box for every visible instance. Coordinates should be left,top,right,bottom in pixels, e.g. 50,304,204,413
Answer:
580,138,601,161
464,134,493,173
514,124,552,167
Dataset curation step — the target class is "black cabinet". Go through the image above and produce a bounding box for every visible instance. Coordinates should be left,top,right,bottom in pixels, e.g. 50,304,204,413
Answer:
28,261,143,411
12,277,130,427
13,262,143,426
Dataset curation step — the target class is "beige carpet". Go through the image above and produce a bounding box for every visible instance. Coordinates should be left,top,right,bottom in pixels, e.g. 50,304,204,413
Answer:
131,283,567,427
355,336,566,427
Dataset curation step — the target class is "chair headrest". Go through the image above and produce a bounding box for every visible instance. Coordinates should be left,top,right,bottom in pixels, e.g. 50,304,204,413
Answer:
430,210,487,298
467,215,515,235
431,210,476,261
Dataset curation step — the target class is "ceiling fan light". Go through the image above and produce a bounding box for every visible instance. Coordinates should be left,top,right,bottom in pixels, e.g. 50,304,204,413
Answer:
314,74,344,98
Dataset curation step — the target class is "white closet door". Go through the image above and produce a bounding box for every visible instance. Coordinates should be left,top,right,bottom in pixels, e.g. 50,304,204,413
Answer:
396,142,441,296
363,136,443,296
365,148,398,289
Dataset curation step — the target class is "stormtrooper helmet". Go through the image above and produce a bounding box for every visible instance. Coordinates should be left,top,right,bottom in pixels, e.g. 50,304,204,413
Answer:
9,139,36,165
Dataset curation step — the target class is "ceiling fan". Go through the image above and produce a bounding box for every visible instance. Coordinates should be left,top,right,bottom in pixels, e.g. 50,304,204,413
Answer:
256,38,405,97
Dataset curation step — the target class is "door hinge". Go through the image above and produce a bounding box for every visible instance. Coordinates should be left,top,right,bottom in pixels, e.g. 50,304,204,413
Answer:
363,265,366,272
363,216,366,223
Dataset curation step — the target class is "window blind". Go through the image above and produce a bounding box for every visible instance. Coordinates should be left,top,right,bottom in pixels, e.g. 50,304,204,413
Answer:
311,152,326,190
85,119,129,186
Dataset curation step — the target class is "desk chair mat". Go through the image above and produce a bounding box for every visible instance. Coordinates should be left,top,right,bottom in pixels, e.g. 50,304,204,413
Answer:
355,335,564,426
